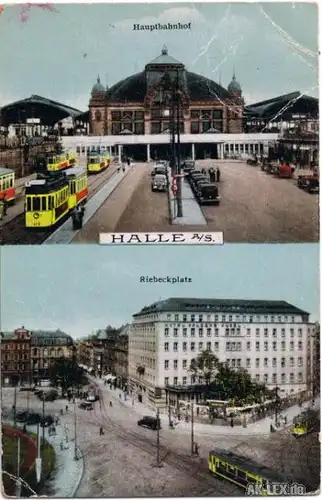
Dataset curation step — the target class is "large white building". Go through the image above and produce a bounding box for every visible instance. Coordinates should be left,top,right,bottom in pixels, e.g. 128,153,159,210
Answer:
128,298,313,409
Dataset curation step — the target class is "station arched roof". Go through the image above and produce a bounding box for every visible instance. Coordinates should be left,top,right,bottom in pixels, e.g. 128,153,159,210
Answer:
245,91,318,121
0,95,84,127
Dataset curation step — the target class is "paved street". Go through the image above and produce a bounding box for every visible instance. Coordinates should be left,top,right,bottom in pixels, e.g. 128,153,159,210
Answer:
2,385,319,497
76,160,318,243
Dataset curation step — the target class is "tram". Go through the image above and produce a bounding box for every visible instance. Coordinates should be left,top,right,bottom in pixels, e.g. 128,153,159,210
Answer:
87,153,110,173
0,167,15,203
47,151,77,172
25,167,88,228
291,408,318,437
208,448,287,495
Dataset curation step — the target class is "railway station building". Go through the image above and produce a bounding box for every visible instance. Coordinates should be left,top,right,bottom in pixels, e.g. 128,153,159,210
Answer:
128,298,314,410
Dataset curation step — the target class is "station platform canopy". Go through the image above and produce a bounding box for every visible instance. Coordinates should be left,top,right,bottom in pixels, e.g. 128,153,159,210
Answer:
244,91,318,122
0,94,85,127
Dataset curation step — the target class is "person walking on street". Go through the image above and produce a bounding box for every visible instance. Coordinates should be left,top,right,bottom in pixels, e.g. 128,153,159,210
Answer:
99,426,104,435
216,167,221,182
65,405,69,413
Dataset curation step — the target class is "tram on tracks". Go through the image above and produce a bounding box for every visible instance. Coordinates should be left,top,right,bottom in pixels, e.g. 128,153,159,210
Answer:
25,166,88,228
208,448,287,495
0,167,15,203
87,153,110,173
47,151,77,172
291,408,318,437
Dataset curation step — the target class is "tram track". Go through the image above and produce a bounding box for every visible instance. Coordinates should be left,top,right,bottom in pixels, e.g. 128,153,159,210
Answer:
0,164,120,245
86,382,239,497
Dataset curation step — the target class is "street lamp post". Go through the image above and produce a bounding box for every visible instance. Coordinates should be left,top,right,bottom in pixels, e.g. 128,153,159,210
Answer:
191,403,195,455
175,68,183,218
73,393,78,460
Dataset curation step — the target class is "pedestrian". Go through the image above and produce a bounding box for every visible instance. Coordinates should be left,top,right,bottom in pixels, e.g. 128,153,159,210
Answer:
127,157,131,166
23,424,27,433
117,166,121,173
60,440,64,451
230,418,234,428
66,405,68,413
194,443,199,456
99,426,104,435
60,408,63,415
216,167,221,182
122,165,125,173
109,401,113,407
119,393,121,399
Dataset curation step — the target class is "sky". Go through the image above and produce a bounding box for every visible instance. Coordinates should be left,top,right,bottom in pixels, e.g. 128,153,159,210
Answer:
0,244,319,338
0,2,318,110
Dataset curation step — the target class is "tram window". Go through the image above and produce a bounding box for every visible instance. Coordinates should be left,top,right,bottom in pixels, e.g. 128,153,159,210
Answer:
247,476,257,483
27,198,32,212
228,466,236,475
262,479,268,489
33,197,41,211
9,177,13,188
42,197,47,211
237,470,247,480
48,158,54,164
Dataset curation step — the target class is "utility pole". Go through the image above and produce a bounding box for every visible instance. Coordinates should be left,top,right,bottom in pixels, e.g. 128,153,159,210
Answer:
274,385,279,427
175,68,183,218
42,397,45,454
191,403,195,455
13,384,17,427
73,393,78,460
168,392,171,426
15,437,21,497
155,408,162,468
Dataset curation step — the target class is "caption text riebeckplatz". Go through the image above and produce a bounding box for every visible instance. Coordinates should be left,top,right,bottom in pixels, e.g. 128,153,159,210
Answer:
140,276,192,284
133,22,191,32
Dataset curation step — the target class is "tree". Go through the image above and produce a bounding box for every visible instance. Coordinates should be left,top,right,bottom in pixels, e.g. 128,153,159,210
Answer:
48,357,86,395
189,350,220,387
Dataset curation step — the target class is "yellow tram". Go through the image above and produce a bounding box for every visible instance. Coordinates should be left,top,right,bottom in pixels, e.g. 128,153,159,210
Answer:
291,408,317,437
208,448,287,495
87,153,110,173
47,152,76,172
25,167,88,228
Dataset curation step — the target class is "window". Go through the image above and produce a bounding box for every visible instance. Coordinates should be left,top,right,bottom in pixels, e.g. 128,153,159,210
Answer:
229,315,233,322
246,358,251,367
164,360,169,370
272,328,277,337
298,373,303,382
246,342,251,350
222,315,226,322
281,341,285,350
290,357,294,367
191,315,195,322
237,359,241,367
164,377,169,386
290,328,294,337
207,328,211,336
225,328,230,336
199,342,203,351
281,357,285,368
207,342,211,351
298,328,303,338
182,359,187,369
249,316,253,323
191,328,195,337
281,328,285,338
215,328,219,336
214,342,219,350
173,342,178,352
272,341,277,351
263,374,268,382
264,328,268,337
183,328,187,337
183,342,187,352
191,122,199,134
256,328,260,337
191,342,195,352
290,341,294,350
256,342,260,351
198,315,203,322
167,314,171,320
271,316,275,323
231,359,236,367
174,328,178,337
183,314,187,322
164,342,169,352
226,342,231,351
264,358,268,367
215,315,219,322
199,328,203,337
298,357,303,367
291,316,295,323
173,377,178,385
247,328,251,336
272,373,277,383
174,314,179,322
165,327,169,337
264,341,268,351
255,374,260,382
174,360,178,369
182,376,187,385
278,316,281,323
255,358,260,367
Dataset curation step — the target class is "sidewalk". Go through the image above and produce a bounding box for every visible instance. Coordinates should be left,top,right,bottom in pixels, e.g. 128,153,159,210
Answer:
168,179,207,226
95,378,319,437
2,416,84,497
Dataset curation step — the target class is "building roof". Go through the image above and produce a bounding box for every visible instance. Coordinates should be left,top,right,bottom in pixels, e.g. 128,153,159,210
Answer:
0,95,83,127
106,70,231,103
146,46,184,67
92,75,105,94
133,298,309,317
245,91,318,121
228,74,242,94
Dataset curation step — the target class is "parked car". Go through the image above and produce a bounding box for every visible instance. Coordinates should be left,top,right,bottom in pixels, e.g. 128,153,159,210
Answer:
40,415,54,427
197,183,221,205
151,166,167,177
137,416,161,430
183,160,195,173
79,401,94,410
16,411,29,422
151,173,167,192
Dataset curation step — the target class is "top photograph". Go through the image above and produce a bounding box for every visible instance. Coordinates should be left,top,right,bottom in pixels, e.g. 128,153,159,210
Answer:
0,2,318,245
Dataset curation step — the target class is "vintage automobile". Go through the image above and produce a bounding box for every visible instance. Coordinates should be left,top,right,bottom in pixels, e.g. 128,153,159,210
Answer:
197,183,221,205
297,174,319,193
151,173,167,192
79,401,94,410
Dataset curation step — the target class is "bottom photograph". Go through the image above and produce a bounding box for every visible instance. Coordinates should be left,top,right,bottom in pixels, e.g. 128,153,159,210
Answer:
1,244,320,498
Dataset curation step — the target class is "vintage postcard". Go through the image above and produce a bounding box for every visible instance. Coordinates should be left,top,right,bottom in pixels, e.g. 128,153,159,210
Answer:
1,243,320,496
0,2,318,245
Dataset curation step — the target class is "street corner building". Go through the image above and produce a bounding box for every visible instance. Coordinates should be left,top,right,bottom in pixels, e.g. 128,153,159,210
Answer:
127,298,319,410
0,327,75,386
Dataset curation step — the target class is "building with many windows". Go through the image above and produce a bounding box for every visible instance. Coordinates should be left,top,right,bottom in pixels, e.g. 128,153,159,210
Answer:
30,330,74,382
128,298,312,409
1,327,32,385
